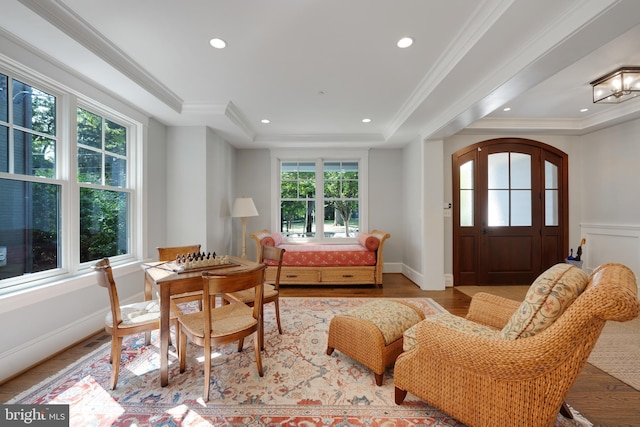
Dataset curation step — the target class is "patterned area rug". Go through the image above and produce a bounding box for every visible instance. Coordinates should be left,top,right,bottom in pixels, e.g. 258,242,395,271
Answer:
10,297,590,426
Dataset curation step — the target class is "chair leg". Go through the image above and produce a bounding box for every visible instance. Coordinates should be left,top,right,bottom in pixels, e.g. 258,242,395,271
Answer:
237,337,245,352
560,401,574,419
395,387,408,405
144,331,151,346
179,330,187,373
110,337,123,390
254,332,264,377
203,344,211,402
274,298,283,335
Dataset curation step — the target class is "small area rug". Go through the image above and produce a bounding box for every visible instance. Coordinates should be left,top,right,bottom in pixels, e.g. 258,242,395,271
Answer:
10,297,590,426
588,317,640,391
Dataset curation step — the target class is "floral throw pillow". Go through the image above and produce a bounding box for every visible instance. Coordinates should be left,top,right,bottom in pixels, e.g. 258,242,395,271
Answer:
501,263,588,340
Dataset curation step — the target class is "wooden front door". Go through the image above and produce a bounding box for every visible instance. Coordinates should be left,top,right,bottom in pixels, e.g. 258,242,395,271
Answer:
453,138,568,285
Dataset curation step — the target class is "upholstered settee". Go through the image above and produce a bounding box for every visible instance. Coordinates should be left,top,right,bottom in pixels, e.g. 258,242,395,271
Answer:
394,263,640,427
250,229,390,286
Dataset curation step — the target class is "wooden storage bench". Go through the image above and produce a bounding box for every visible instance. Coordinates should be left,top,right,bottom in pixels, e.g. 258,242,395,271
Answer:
250,229,390,286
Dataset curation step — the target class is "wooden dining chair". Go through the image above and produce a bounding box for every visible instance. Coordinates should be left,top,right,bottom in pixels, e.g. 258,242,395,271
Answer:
157,244,204,309
177,263,267,401
93,258,181,390
225,245,285,348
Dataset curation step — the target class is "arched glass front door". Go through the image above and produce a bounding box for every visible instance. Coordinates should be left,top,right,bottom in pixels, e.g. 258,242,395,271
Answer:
453,138,568,285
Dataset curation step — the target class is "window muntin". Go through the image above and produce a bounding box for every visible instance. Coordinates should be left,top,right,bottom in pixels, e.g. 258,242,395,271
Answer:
279,159,362,241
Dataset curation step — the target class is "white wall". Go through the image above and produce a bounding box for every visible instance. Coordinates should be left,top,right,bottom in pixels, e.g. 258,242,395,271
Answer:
205,128,236,256
401,139,424,285
400,138,445,290
235,149,271,262
368,149,404,271
166,127,209,247
145,118,168,259
579,118,640,279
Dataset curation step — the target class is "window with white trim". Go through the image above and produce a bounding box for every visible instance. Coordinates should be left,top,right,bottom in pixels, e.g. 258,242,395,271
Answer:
0,65,139,292
275,150,368,241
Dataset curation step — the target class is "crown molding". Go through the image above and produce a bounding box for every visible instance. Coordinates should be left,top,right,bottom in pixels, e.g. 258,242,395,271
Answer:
384,0,515,141
18,0,183,113
224,102,256,141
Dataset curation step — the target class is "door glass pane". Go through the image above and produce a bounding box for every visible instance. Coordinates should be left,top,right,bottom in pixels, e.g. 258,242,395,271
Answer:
488,189,509,226
460,160,473,189
460,189,473,226
488,153,509,189
545,161,559,226
546,190,558,226
510,153,531,189
545,161,558,188
459,160,474,226
511,190,532,226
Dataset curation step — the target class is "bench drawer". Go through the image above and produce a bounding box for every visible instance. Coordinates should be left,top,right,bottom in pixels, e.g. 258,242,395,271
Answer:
268,267,321,284
321,267,375,283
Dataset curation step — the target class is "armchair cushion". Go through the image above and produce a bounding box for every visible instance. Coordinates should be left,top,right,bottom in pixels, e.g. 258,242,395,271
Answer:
404,313,500,351
501,263,588,340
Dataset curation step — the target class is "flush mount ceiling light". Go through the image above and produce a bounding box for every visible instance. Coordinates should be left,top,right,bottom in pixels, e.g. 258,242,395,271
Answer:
397,37,413,48
261,119,270,124
362,118,371,123
209,38,227,49
590,67,640,104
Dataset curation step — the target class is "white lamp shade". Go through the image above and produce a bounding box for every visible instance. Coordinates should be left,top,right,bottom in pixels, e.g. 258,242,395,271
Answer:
231,197,259,218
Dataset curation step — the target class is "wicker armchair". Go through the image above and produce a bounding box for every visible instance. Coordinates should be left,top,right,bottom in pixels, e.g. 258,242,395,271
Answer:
394,263,640,427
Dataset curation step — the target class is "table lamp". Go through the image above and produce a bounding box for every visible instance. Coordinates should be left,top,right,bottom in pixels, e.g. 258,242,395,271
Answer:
231,197,259,259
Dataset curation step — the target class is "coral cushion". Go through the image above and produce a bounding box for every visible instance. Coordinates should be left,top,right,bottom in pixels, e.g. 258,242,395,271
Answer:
501,263,588,340
260,232,283,247
357,233,380,251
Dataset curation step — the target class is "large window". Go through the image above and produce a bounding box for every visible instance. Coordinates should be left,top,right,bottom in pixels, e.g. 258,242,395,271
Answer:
0,66,139,291
277,153,366,241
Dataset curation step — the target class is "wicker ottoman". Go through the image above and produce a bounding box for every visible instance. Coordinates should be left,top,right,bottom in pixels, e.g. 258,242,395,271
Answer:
326,299,425,386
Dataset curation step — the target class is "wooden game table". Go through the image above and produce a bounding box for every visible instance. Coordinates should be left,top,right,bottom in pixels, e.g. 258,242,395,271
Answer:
142,256,259,387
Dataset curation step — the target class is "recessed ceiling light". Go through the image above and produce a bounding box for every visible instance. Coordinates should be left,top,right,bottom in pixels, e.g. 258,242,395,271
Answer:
580,108,589,113
261,119,270,124
503,107,511,112
209,38,227,49
397,37,413,48
362,118,371,123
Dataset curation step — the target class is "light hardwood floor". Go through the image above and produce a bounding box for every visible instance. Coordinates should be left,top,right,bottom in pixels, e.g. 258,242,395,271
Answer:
1,273,638,426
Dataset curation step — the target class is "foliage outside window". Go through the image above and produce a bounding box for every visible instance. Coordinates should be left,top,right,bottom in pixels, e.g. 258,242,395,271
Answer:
77,107,129,263
280,160,360,239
